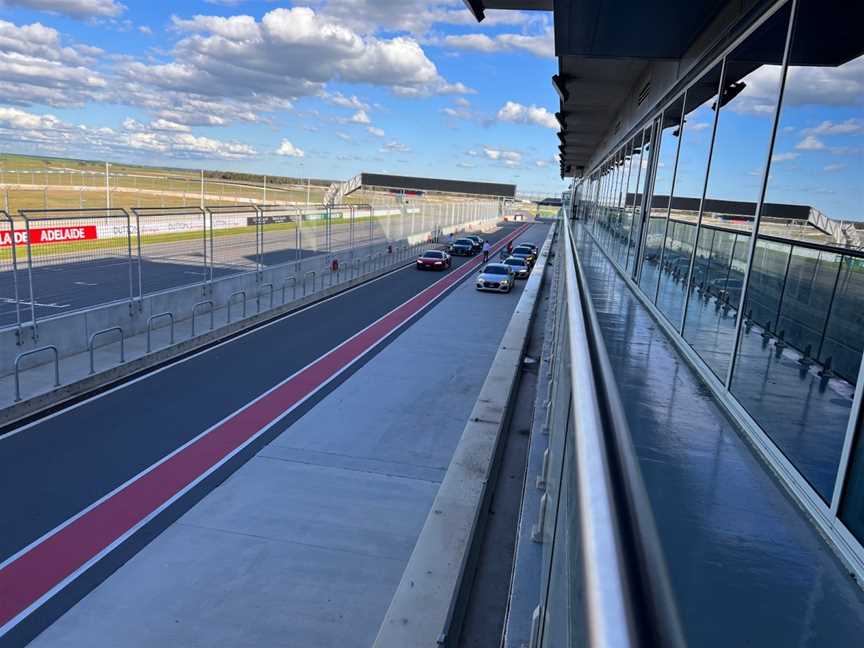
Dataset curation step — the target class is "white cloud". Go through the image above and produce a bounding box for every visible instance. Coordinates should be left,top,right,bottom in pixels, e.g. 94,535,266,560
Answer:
336,131,352,141
805,119,864,136
443,34,496,53
687,121,710,132
0,105,60,129
497,101,557,129
380,140,410,153
323,91,368,110
276,139,305,157
367,126,384,137
310,0,538,35
771,152,798,162
349,109,371,124
483,146,521,163
156,7,469,102
454,97,470,108
138,25,152,35
0,106,256,159
150,118,190,132
442,28,554,59
0,0,125,19
796,135,825,150
824,163,845,172
0,20,108,106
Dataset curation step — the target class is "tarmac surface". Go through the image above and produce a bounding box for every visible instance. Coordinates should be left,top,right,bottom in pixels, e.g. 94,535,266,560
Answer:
0,220,547,646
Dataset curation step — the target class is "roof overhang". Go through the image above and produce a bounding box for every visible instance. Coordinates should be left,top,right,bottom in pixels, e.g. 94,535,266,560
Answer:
461,0,552,22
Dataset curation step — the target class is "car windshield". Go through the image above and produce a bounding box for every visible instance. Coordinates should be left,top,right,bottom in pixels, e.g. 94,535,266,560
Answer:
456,239,473,245
422,251,443,258
483,266,509,275
513,247,533,254
504,259,524,266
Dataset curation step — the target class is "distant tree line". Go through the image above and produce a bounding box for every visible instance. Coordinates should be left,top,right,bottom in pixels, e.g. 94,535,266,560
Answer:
203,170,334,187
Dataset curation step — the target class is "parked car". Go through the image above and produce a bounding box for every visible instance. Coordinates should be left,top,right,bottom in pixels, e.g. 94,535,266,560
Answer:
517,242,539,254
416,249,451,270
464,235,484,252
502,256,530,278
510,246,537,266
475,263,515,293
449,238,477,256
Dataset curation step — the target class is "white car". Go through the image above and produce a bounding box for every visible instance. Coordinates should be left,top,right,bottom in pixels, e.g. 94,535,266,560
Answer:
502,256,530,279
476,263,515,293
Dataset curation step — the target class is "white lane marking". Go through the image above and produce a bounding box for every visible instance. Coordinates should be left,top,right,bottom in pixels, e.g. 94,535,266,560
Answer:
0,298,69,308
73,282,97,287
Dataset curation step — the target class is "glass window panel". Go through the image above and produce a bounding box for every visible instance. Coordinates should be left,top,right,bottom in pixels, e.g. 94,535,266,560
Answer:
624,131,646,272
821,256,864,382
652,63,722,327
732,0,861,504
639,96,685,299
628,125,655,274
840,405,864,544
683,3,791,376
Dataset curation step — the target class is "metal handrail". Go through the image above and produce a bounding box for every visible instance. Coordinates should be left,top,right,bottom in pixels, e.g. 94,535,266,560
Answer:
14,345,59,402
303,271,315,296
88,326,125,374
146,312,175,352
562,220,685,648
191,300,214,337
227,290,247,322
283,275,297,303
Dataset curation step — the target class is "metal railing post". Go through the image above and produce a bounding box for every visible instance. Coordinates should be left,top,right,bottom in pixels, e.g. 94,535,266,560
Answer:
122,208,134,307
88,326,125,374
192,300,214,336
146,312,175,352
133,208,144,302
303,270,315,296
14,345,59,402
227,290,246,322
23,214,36,337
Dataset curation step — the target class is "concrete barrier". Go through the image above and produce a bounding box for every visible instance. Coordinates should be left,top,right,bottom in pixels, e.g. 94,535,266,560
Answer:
373,221,556,648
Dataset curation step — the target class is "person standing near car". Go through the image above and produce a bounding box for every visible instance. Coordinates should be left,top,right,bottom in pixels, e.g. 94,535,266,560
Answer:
482,240,491,262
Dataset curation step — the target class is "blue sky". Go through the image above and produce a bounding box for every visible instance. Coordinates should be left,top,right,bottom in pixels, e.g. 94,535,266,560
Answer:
0,0,566,194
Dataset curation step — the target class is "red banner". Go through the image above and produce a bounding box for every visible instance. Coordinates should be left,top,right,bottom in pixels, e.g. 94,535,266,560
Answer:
0,226,99,247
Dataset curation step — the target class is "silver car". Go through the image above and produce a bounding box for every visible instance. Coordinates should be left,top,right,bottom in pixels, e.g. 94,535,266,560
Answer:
502,256,530,279
476,263,515,293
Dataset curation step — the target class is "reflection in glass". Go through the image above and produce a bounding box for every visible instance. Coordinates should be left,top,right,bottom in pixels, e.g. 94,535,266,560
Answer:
639,97,684,298
629,127,654,275
683,4,789,377
840,409,864,545
651,65,721,327
731,0,861,503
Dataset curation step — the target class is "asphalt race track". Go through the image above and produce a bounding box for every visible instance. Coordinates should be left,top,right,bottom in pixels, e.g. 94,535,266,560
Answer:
0,220,549,646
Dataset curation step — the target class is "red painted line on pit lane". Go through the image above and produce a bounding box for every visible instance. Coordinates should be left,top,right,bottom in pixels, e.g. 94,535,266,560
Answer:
0,222,532,632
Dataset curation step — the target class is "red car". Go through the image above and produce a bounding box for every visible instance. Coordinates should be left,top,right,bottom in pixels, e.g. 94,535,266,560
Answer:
416,249,451,270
